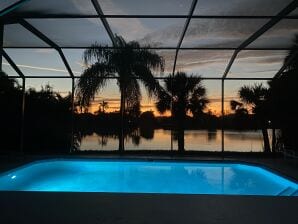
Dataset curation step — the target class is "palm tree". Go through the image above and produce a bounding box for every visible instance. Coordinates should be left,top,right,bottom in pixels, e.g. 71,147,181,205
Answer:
230,100,249,127
76,35,164,152
156,72,209,152
236,83,271,152
97,100,109,114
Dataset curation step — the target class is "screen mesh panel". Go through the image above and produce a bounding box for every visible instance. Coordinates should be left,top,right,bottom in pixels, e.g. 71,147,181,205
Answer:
27,18,112,48
99,0,193,15
107,18,185,47
176,50,235,77
14,0,97,15
248,19,298,49
3,23,49,47
193,0,293,16
5,49,72,77
229,50,287,78
181,19,269,48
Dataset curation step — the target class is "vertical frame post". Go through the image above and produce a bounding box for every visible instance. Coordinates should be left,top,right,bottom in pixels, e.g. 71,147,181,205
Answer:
71,77,75,152
221,79,225,154
0,23,3,71
1,49,27,153
20,77,26,153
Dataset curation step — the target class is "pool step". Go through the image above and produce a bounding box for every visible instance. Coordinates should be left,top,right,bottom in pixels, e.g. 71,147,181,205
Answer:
277,187,297,196
290,189,298,196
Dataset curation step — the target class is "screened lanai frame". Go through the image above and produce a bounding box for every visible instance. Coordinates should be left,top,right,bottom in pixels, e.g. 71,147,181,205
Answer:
1,0,298,153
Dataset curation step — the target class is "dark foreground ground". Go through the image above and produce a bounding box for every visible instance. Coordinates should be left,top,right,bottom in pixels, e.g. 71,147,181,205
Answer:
0,153,297,224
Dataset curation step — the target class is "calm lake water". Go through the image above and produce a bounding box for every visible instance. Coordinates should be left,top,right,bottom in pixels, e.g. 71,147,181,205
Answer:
79,129,268,152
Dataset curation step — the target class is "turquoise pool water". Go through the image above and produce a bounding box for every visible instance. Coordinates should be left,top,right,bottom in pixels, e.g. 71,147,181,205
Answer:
0,160,297,196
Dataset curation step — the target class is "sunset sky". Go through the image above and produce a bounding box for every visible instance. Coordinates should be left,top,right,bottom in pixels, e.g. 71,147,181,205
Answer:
1,0,296,116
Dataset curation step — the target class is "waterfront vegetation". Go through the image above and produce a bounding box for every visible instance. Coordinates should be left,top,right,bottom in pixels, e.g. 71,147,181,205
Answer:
1,35,298,153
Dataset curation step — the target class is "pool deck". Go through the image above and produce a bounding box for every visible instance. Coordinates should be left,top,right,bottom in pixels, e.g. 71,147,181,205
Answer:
0,154,298,224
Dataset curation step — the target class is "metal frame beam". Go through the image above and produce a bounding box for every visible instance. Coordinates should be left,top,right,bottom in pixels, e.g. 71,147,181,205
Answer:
7,14,298,19
91,0,116,46
222,0,298,79
3,46,296,50
1,49,25,78
0,23,3,71
221,79,225,153
20,77,26,153
172,0,198,75
4,76,274,80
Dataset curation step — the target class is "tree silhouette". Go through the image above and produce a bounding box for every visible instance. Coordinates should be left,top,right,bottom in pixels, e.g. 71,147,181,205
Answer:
24,85,73,152
234,83,271,152
268,34,298,152
156,72,209,151
76,35,164,152
95,100,109,114
0,72,22,151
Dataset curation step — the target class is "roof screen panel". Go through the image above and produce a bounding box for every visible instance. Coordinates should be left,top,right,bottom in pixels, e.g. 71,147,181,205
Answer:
3,23,49,48
182,19,269,48
5,49,73,77
193,0,293,16
229,50,287,78
154,50,176,76
0,0,20,11
99,0,193,15
176,50,235,78
14,0,97,15
248,19,298,49
27,18,112,48
107,18,185,47
62,49,86,76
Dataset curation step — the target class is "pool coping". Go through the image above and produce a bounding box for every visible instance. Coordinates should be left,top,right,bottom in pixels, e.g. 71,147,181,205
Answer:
1,155,298,181
0,156,297,194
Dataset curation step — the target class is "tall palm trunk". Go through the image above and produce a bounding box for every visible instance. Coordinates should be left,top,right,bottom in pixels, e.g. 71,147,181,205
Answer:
177,127,184,152
261,128,271,152
177,115,185,152
119,87,125,152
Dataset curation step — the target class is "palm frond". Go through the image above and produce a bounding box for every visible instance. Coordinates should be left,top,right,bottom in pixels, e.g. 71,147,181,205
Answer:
133,65,162,98
185,74,203,95
284,34,298,72
230,100,243,111
76,63,115,106
125,79,141,114
239,83,268,106
155,89,171,114
189,85,209,116
133,47,165,72
83,44,113,66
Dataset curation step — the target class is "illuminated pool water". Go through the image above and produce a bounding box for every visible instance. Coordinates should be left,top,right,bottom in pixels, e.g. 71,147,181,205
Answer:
0,160,297,196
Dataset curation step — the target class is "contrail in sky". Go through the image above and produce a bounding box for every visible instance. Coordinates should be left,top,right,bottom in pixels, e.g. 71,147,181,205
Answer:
3,63,81,75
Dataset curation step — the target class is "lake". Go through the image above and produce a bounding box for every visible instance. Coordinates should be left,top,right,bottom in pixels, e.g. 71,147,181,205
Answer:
79,129,269,152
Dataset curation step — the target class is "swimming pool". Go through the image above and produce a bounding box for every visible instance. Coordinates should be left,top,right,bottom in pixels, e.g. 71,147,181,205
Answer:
0,159,297,196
